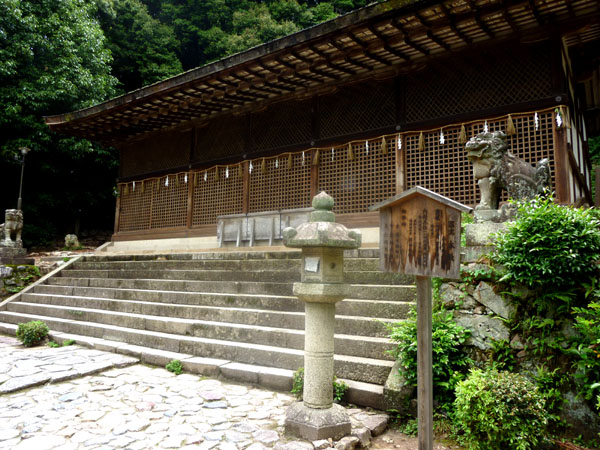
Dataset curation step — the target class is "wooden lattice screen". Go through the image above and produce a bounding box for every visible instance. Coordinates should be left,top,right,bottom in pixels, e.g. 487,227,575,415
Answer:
117,110,561,235
248,153,311,213
404,112,556,206
192,167,244,225
318,138,397,214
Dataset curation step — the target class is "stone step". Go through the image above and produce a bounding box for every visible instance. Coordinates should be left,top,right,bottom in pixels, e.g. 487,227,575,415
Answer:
85,248,381,262
0,312,393,385
31,285,414,319
0,321,385,409
59,268,413,285
72,257,382,272
47,277,416,301
9,300,396,342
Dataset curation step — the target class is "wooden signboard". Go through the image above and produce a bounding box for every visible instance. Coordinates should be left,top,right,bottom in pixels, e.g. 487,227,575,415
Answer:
371,186,471,280
371,186,471,450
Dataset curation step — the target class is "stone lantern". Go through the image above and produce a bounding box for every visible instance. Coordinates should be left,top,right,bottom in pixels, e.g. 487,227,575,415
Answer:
282,191,361,441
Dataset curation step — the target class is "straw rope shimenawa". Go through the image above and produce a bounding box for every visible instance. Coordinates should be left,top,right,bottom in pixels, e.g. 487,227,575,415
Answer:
118,107,565,195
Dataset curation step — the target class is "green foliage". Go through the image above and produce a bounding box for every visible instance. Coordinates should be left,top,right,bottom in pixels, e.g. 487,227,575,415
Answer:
533,366,568,430
387,309,473,409
570,298,600,403
165,359,183,375
16,320,49,347
453,368,550,450
461,211,474,247
0,0,119,246
47,341,60,348
97,0,182,93
489,339,516,371
291,367,349,403
493,196,600,290
63,339,75,346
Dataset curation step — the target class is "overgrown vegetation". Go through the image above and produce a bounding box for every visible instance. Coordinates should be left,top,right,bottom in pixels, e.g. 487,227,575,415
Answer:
291,367,349,403
453,368,550,450
165,359,183,375
48,339,75,348
387,308,473,410
16,320,49,347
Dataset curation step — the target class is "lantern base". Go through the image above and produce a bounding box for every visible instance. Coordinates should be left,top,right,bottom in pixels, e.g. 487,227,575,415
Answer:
284,402,351,441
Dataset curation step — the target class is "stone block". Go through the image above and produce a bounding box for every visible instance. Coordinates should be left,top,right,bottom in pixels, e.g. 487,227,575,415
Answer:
465,222,507,247
334,436,360,450
285,402,351,441
454,312,510,350
181,356,228,378
258,367,294,391
383,360,414,414
439,282,478,310
220,362,260,384
474,281,515,320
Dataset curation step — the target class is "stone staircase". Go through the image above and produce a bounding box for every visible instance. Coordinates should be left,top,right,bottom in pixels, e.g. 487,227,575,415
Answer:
0,248,415,408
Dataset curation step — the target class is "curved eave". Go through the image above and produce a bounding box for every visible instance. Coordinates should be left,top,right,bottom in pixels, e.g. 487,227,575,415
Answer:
44,0,600,146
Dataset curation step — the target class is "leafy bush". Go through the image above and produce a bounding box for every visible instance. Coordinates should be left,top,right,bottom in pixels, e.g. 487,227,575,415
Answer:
16,320,49,347
453,368,550,450
493,196,600,289
165,359,183,375
387,309,472,409
570,298,600,403
291,367,348,403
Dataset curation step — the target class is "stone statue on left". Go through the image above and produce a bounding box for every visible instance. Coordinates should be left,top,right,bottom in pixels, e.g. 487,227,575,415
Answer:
0,209,24,247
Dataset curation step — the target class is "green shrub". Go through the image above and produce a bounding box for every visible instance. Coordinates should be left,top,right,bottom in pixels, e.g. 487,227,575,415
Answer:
291,367,348,403
453,368,550,450
165,359,183,375
570,299,600,403
47,341,60,348
16,320,49,347
493,196,600,289
387,309,472,409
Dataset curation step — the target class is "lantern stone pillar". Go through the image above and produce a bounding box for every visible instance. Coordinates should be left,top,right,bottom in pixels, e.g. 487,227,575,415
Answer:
282,191,361,441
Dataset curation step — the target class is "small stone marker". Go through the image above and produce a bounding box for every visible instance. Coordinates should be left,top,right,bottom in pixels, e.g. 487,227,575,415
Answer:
371,186,471,450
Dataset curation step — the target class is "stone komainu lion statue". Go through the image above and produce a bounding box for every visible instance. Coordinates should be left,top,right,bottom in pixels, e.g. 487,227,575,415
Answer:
0,209,24,245
465,131,550,210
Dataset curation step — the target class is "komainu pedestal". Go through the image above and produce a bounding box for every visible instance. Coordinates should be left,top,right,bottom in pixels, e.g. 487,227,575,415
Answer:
0,209,33,265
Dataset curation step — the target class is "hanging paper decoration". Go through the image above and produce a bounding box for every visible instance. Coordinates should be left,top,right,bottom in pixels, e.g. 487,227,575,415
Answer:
398,135,402,150
534,112,539,131
365,140,369,155
555,108,563,128
132,181,136,192
204,171,208,181
347,143,355,161
261,158,266,173
275,159,279,169
225,166,229,179
439,130,445,145
459,124,467,144
287,154,293,169
165,176,169,187
215,167,220,181
302,151,305,166
418,132,425,151
184,174,188,184
381,137,388,155
506,114,516,136
483,121,489,133
249,161,253,173
331,148,335,161
312,150,320,166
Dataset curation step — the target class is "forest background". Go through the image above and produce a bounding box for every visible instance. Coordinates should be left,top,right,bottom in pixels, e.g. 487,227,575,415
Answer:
1,0,598,246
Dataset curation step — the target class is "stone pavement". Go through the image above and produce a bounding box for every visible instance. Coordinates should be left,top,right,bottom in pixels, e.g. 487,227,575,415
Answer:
0,335,389,450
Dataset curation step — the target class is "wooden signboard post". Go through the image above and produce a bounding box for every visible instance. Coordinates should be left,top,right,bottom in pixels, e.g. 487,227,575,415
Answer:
371,186,471,450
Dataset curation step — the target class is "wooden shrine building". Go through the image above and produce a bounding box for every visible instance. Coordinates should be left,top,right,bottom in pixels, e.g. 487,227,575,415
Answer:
45,0,600,247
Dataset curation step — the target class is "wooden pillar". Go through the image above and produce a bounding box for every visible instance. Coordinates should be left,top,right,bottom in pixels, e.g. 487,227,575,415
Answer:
553,125,570,204
595,167,600,207
396,137,405,195
113,191,121,234
416,276,433,450
242,161,250,214
311,150,319,199
186,171,194,229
